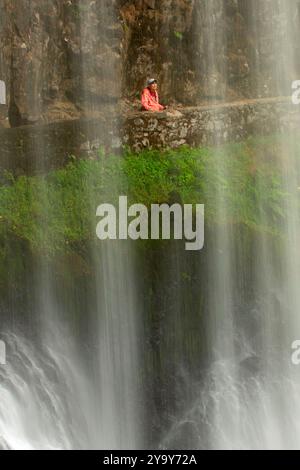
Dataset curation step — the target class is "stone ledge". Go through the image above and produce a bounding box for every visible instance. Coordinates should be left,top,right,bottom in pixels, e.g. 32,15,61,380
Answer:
0,97,299,175
123,97,299,151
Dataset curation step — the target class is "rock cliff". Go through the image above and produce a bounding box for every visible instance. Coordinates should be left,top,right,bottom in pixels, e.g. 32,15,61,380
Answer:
1,0,300,128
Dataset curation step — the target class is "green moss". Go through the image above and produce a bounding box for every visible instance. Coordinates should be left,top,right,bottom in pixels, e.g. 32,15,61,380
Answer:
0,136,297,257
174,31,183,40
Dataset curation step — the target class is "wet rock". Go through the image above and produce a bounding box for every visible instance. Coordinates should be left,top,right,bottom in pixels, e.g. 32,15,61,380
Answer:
0,97,299,175
123,97,299,151
0,0,300,128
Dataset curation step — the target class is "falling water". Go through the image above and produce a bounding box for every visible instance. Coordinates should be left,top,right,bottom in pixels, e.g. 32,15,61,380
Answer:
193,0,300,450
2,0,300,452
157,0,300,450
77,0,141,449
196,0,227,103
0,0,140,450
244,0,300,449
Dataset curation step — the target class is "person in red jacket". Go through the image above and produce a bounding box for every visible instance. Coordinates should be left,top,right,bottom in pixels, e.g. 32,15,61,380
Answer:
141,79,167,112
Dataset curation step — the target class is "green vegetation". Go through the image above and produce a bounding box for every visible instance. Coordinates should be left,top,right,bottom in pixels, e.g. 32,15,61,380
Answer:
174,31,184,40
0,136,298,257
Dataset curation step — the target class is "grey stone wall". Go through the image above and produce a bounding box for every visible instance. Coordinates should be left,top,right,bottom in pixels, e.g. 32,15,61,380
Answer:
0,97,299,176
123,98,300,151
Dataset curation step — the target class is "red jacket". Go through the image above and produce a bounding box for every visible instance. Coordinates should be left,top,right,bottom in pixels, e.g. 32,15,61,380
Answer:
141,87,165,112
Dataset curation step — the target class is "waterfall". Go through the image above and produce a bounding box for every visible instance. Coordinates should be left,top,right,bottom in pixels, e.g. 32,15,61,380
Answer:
2,0,300,451
77,0,141,449
196,0,227,102
196,0,300,450
173,0,300,450
0,0,140,450
157,0,300,450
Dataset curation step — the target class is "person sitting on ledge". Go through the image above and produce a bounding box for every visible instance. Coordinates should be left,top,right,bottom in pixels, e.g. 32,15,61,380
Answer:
141,78,167,112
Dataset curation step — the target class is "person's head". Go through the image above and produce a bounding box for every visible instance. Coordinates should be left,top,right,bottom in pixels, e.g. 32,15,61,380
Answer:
147,78,158,92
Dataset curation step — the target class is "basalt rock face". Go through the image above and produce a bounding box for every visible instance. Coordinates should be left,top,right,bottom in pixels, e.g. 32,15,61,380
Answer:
0,0,122,128
121,0,300,104
1,0,300,128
